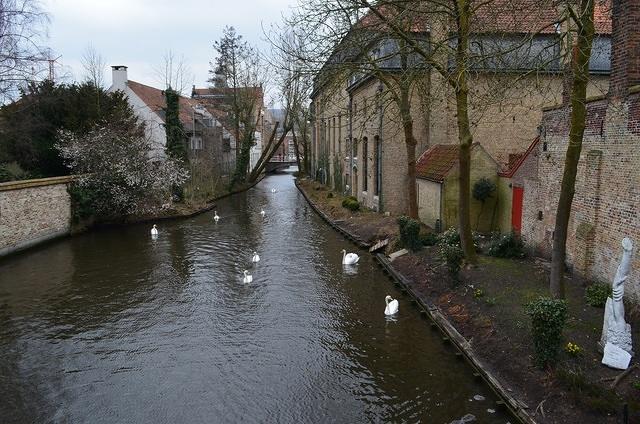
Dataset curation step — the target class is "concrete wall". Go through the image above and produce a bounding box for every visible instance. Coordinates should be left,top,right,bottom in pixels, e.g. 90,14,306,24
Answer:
0,176,73,257
417,179,441,229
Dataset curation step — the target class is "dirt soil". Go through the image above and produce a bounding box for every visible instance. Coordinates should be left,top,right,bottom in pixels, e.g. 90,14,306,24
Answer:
297,178,640,424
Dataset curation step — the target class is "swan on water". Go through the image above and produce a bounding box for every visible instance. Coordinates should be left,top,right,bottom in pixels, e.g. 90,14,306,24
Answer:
341,249,359,265
384,295,399,316
260,209,265,217
243,270,253,283
252,252,260,262
214,211,220,222
150,224,158,236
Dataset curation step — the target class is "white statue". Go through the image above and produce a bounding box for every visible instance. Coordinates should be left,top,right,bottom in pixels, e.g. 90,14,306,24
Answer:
600,237,634,356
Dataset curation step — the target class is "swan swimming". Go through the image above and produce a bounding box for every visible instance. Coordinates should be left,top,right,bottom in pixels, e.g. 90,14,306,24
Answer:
243,270,253,283
252,252,260,262
384,295,399,315
341,249,359,265
260,209,265,217
213,211,220,222
150,224,158,236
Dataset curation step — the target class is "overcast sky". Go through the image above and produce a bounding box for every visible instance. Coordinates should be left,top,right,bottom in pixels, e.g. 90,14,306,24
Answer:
43,0,297,100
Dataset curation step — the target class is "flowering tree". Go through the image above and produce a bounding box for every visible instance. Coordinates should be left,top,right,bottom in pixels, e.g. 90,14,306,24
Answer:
56,121,189,220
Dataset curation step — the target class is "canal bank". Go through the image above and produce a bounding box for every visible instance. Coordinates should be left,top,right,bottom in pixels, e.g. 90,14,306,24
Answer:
0,173,513,423
295,177,640,424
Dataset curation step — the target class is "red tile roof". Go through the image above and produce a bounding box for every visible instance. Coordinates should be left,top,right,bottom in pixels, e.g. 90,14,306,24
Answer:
416,144,462,183
498,136,540,177
358,0,611,35
472,0,611,34
127,80,197,127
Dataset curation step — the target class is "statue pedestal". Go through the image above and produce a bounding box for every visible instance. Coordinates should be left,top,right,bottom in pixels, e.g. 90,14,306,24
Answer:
599,297,634,356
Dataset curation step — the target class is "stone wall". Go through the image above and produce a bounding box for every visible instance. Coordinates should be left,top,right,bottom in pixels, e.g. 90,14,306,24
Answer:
0,176,73,257
525,91,640,301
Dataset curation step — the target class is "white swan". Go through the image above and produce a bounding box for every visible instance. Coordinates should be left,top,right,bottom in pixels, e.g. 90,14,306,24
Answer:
150,224,158,236
271,188,277,193
252,252,260,262
341,249,359,265
384,295,399,316
214,211,220,222
260,209,265,217
243,270,253,283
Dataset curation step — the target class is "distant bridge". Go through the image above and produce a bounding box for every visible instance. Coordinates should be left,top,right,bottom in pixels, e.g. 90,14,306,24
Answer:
265,156,299,173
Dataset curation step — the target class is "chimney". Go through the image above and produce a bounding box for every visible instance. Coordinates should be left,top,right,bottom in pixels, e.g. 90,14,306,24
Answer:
608,0,640,99
111,65,128,91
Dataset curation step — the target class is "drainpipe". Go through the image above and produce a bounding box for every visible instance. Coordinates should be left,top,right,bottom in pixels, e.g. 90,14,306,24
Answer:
377,83,384,212
348,93,354,196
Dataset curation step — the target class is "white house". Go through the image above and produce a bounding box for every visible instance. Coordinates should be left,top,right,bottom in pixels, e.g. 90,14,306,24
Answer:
108,66,167,160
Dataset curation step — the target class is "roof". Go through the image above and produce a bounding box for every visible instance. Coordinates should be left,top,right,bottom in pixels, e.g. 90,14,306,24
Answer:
472,0,611,35
127,80,198,127
416,144,464,183
191,86,264,102
498,136,540,177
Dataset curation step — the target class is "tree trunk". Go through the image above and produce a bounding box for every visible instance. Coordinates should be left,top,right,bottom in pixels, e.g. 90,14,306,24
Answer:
292,127,302,171
453,0,477,264
550,0,595,298
401,118,418,219
248,125,292,182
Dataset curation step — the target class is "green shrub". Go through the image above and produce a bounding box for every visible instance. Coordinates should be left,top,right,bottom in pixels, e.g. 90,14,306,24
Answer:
0,162,30,183
584,282,611,307
472,177,497,202
487,231,526,258
437,227,481,251
397,216,422,251
67,182,99,223
439,244,464,281
420,232,438,246
341,196,360,211
526,297,568,368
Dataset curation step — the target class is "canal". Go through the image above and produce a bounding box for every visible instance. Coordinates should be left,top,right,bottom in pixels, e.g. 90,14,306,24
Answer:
0,172,513,423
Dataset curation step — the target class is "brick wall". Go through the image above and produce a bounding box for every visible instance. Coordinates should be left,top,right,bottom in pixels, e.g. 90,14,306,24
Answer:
525,93,640,301
0,176,73,256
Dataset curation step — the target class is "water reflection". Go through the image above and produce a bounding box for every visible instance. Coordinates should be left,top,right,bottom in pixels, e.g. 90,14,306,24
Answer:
0,173,512,423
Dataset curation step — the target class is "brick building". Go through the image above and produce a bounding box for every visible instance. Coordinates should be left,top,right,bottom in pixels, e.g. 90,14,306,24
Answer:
518,0,639,301
310,2,612,216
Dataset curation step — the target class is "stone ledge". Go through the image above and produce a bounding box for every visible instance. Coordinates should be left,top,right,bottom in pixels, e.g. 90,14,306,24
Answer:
0,175,75,192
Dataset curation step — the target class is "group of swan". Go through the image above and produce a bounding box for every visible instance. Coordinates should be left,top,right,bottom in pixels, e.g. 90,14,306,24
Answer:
243,251,261,283
341,249,398,315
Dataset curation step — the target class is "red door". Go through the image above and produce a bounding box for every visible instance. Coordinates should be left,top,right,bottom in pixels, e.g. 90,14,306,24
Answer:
511,186,524,233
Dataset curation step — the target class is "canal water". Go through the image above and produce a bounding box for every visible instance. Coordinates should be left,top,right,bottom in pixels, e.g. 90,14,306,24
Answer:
0,172,513,423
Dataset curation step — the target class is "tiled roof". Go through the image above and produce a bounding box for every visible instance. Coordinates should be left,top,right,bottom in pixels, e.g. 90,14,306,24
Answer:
472,0,611,35
498,136,540,177
357,0,611,35
127,80,197,127
416,144,462,183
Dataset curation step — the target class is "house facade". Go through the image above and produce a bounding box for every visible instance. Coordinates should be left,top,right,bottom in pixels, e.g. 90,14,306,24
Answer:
109,66,238,194
310,3,612,217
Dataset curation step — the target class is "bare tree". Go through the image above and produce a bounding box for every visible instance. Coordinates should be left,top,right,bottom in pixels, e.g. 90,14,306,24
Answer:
0,0,50,103
154,49,193,94
80,44,105,89
550,0,597,299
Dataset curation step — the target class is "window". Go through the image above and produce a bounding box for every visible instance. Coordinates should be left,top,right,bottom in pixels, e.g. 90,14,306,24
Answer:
223,136,231,152
190,136,203,150
362,137,368,192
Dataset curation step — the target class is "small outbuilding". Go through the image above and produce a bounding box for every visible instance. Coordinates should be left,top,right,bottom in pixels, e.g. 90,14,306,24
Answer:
416,143,499,232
